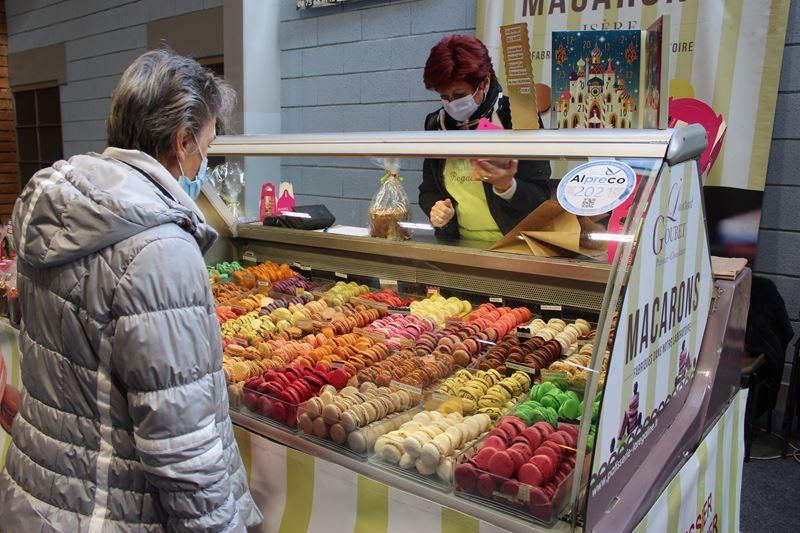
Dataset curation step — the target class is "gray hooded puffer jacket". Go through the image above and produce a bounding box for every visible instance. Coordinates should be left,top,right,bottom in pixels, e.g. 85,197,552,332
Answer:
0,150,261,532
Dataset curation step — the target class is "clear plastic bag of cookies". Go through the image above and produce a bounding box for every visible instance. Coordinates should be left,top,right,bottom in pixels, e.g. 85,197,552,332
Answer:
368,158,411,241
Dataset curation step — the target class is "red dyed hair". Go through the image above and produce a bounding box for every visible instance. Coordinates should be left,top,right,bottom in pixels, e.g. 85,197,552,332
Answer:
423,35,496,92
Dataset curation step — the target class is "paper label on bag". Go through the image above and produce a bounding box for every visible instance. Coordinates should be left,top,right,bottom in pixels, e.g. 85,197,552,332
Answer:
557,160,636,216
390,380,422,396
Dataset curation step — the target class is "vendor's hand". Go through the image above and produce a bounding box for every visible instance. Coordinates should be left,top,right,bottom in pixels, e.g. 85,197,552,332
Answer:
472,159,518,192
429,199,455,228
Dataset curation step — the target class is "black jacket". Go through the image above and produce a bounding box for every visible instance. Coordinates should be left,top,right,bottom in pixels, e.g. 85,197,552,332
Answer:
745,276,794,415
419,95,551,239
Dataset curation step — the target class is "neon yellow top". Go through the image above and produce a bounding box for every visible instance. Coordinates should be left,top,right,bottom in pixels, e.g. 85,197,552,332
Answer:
443,158,503,242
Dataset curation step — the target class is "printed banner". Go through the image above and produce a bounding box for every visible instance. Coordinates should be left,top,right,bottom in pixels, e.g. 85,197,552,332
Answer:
634,388,746,533
588,159,714,527
476,0,790,191
500,23,541,129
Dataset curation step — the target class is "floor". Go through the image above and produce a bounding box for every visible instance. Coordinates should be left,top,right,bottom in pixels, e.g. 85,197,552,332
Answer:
740,412,800,533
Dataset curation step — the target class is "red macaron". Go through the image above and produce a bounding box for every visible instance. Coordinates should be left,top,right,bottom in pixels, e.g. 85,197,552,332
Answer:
488,450,515,478
517,462,544,487
482,435,508,451
499,479,525,507
547,431,568,447
504,416,527,435
533,421,555,437
554,430,577,448
473,446,498,470
271,399,286,422
509,440,533,459
477,473,496,498
540,440,566,459
326,369,349,389
535,444,561,467
529,486,552,519
530,454,555,480
506,447,527,473
454,463,478,491
244,391,260,412
522,426,544,450
559,424,579,439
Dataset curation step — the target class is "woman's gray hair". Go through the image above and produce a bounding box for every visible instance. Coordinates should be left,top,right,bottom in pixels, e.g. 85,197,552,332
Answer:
107,49,235,159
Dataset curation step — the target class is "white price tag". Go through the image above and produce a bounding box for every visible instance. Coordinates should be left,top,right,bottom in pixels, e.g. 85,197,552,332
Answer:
557,160,636,216
335,272,348,280
541,304,563,312
379,278,398,289
390,380,422,395
506,361,537,374
489,297,504,304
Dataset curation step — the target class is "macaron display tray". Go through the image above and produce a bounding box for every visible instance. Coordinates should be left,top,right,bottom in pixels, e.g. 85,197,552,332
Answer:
240,388,301,433
454,462,576,527
368,414,493,493
298,406,420,460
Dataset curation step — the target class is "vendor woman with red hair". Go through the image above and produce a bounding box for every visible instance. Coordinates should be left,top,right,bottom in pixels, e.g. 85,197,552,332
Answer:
420,35,550,241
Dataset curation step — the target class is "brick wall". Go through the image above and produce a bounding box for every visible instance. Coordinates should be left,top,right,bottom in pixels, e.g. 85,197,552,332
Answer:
754,0,800,386
6,0,223,158
279,0,478,226
0,0,17,220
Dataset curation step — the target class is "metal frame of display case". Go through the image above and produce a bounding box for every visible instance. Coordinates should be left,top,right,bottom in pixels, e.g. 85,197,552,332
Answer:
205,126,710,533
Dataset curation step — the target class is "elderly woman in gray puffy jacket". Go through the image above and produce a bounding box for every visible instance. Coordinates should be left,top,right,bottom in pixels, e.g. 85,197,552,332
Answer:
0,50,261,531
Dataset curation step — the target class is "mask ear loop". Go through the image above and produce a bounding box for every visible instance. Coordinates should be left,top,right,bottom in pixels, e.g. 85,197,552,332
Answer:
177,131,205,179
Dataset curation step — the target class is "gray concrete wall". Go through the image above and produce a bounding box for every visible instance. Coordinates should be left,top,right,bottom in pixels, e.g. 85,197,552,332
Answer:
278,0,477,226
754,0,800,385
6,0,223,158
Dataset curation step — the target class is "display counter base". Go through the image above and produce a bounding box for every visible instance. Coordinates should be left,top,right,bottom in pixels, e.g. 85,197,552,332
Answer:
232,411,574,533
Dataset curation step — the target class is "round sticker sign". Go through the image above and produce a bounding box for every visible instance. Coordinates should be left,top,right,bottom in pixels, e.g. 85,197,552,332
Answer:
556,160,636,216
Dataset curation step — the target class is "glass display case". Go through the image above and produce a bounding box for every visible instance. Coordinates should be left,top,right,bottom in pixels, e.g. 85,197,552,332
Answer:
199,125,747,532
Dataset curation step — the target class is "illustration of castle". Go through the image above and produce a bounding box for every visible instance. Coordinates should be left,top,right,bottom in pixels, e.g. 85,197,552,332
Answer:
554,42,637,129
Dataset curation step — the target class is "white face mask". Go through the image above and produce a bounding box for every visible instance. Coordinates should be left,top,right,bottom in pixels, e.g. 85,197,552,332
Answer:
441,85,483,122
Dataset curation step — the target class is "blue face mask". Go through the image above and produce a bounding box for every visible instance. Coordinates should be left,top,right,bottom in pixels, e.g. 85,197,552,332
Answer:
178,133,208,200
